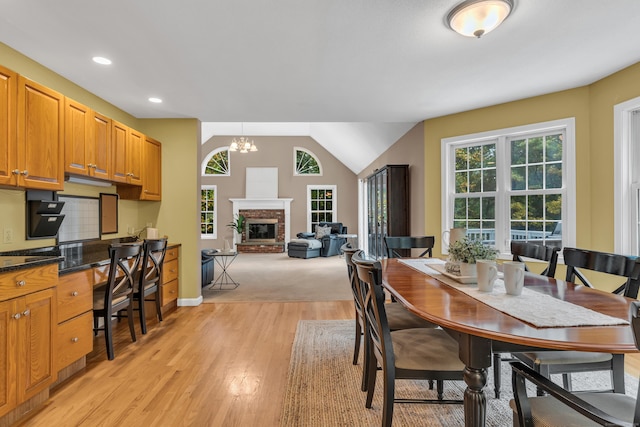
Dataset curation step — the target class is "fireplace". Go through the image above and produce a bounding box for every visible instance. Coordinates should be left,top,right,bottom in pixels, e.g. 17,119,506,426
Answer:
246,218,278,243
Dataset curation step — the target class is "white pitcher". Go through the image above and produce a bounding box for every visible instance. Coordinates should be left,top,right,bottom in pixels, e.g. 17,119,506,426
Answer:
443,227,466,247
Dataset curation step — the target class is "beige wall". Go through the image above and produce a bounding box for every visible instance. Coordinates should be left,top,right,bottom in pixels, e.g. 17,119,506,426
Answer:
201,135,358,249
357,123,425,236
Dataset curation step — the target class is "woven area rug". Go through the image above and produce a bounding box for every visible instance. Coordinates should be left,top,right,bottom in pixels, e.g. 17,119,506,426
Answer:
202,253,352,302
280,320,638,427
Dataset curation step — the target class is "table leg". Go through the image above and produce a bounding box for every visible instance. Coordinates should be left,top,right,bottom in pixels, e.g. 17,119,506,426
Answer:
210,255,239,289
458,333,492,427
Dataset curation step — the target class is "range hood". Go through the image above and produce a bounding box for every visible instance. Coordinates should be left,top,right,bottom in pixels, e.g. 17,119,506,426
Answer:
26,191,66,239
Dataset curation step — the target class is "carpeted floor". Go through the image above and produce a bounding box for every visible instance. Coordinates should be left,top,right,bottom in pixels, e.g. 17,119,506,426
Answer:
202,253,352,302
280,319,639,427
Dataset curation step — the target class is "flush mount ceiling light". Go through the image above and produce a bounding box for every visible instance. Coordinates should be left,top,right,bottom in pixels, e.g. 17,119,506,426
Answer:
92,56,112,65
447,0,514,38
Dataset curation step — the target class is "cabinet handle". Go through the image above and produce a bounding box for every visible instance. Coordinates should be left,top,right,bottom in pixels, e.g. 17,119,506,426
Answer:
170,269,176,273
16,280,26,287
11,169,19,175
21,170,28,176
71,291,79,296
12,313,21,320
22,309,30,316
170,290,176,294
71,337,79,343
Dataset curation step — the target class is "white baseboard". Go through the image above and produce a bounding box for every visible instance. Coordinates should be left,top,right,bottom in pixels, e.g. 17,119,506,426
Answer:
178,296,203,306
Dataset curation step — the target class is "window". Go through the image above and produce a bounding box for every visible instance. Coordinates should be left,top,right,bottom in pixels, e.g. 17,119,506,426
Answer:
295,148,322,175
307,185,337,232
614,96,640,255
202,147,230,176
201,185,217,239
442,118,575,255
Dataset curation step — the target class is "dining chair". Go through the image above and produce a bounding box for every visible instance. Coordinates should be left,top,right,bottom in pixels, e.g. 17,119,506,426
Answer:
93,242,143,360
135,238,168,334
352,250,464,427
343,245,438,393
513,247,640,395
492,241,561,398
384,235,435,258
509,300,640,427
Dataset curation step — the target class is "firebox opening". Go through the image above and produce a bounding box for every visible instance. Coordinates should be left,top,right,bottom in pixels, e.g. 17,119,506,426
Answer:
246,218,278,243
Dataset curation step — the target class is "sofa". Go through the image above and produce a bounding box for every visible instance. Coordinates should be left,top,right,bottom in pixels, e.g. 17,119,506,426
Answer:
289,222,348,258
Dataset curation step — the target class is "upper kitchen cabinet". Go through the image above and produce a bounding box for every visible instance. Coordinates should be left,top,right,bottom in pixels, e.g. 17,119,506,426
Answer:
16,76,64,190
64,99,111,181
117,135,162,201
0,65,17,187
111,120,142,186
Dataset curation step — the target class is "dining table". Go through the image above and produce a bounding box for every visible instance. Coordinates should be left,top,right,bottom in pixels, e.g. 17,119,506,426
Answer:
380,257,639,427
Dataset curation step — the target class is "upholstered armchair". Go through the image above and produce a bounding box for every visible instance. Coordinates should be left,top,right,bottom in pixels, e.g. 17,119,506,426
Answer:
297,222,348,257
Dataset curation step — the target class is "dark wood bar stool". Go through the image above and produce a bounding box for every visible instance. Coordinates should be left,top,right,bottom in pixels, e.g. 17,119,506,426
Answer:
135,238,168,334
93,242,142,360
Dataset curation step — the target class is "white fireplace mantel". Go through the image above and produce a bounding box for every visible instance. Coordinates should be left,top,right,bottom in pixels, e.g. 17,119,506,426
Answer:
230,198,294,244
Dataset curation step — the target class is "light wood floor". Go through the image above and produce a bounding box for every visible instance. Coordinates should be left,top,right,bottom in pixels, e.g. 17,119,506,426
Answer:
18,301,354,427
16,300,640,426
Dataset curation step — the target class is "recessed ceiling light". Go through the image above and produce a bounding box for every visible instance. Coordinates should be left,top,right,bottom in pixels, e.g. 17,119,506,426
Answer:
92,56,112,65
148,97,163,103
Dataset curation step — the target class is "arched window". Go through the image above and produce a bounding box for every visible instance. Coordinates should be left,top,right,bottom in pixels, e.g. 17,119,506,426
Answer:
294,147,322,176
202,147,230,176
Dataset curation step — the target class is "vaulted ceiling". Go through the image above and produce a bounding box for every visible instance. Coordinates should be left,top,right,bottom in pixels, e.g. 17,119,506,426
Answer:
2,1,640,173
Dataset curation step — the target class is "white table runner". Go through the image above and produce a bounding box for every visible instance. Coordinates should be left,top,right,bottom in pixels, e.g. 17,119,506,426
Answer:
397,258,628,328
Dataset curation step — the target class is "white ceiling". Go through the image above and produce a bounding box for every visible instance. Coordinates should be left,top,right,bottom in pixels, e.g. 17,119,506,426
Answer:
2,1,640,173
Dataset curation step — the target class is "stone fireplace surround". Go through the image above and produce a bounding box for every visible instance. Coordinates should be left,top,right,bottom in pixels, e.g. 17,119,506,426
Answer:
230,198,293,253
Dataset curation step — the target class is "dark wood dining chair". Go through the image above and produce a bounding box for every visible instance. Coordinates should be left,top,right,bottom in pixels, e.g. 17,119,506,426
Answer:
343,244,437,393
93,242,142,360
513,247,640,395
352,250,464,427
493,241,561,398
509,300,640,427
384,235,435,258
135,238,168,334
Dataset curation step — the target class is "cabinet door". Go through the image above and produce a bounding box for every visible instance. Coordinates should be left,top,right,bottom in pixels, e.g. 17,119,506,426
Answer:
0,299,18,418
64,98,93,176
127,128,143,186
92,111,111,180
16,76,64,190
0,65,17,187
17,289,56,402
142,136,161,200
111,120,128,183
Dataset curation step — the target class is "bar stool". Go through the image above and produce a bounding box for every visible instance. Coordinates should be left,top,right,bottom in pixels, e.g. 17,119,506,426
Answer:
93,242,142,360
135,238,168,334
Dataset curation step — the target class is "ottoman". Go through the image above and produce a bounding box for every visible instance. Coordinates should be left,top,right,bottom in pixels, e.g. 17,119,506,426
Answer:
287,238,322,259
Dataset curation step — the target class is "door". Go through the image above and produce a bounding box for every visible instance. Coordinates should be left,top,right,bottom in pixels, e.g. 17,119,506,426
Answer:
0,66,17,187
0,299,18,418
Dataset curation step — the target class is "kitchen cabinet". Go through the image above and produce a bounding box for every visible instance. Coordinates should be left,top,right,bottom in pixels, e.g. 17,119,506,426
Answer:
55,269,93,372
64,99,111,181
0,65,17,187
117,134,162,200
161,244,180,314
0,264,57,419
111,120,142,186
16,76,64,190
366,165,410,259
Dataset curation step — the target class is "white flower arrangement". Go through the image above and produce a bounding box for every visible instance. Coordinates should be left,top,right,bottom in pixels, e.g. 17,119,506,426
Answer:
447,236,499,264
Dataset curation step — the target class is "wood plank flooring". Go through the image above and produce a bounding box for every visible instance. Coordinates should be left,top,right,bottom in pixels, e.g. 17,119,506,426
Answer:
17,301,354,427
15,300,640,426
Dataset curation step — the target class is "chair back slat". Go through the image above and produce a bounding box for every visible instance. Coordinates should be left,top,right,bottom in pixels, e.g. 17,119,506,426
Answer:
384,236,435,258
343,244,364,317
511,241,559,277
563,247,640,298
105,243,142,305
140,238,168,289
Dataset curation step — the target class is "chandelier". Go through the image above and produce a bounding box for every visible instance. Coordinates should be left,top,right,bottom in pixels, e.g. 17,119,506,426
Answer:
229,123,258,153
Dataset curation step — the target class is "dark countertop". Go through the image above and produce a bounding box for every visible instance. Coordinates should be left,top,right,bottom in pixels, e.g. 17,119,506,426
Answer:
0,239,180,276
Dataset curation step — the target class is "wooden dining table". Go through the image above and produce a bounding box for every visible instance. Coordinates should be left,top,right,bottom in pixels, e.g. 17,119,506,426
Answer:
380,258,638,427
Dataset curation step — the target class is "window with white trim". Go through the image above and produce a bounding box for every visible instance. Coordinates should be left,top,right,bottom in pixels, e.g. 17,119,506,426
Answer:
202,147,230,176
294,147,322,175
614,96,640,256
200,185,217,239
307,185,337,232
442,118,576,255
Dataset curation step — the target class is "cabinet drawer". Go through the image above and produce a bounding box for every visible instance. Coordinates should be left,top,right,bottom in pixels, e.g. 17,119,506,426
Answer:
162,279,178,305
56,312,93,371
163,259,178,284
0,263,58,300
165,246,179,262
57,270,92,323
